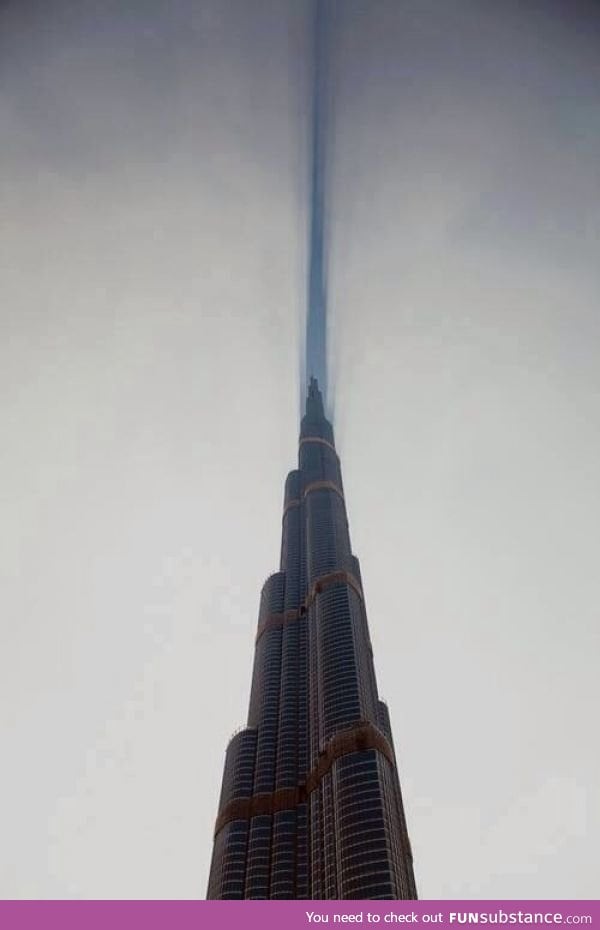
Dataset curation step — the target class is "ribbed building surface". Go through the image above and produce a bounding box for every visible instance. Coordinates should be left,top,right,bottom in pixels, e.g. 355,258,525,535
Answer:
207,378,417,900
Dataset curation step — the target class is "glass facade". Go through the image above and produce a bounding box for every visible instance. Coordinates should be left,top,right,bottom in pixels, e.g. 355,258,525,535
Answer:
207,378,417,900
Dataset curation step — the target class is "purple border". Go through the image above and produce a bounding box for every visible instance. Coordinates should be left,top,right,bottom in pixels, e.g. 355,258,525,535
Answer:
0,900,598,930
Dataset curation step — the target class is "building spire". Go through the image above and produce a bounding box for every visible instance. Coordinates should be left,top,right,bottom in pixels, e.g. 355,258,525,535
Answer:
305,0,330,409
306,375,325,419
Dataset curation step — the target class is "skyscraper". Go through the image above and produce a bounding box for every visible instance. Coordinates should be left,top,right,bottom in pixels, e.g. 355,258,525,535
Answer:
206,377,417,899
207,0,416,900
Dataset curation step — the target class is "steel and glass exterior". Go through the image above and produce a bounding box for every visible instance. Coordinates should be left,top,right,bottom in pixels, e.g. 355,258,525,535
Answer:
207,379,417,900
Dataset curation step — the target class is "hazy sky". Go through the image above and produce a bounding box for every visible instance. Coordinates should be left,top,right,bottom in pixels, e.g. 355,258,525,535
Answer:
1,0,599,900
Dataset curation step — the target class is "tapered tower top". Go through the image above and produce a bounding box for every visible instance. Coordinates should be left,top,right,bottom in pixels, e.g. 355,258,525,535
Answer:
301,376,334,446
306,376,325,419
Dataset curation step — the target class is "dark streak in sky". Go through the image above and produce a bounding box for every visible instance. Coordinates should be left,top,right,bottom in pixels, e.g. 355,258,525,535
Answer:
305,0,331,407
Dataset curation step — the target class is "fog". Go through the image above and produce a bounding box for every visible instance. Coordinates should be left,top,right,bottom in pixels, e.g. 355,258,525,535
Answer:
1,0,599,898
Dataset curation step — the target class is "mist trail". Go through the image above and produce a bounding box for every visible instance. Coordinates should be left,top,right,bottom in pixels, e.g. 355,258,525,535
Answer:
304,0,331,410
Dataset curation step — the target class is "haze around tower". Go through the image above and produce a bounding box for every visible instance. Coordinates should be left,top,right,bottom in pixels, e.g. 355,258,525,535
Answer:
1,0,599,902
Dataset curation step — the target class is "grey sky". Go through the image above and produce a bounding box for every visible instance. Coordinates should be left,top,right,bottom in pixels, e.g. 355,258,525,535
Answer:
1,0,599,899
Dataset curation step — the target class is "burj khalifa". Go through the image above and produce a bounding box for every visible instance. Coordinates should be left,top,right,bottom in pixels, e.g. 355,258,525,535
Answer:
206,1,417,900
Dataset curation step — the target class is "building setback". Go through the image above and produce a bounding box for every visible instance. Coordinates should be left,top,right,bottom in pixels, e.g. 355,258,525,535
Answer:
207,377,417,899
